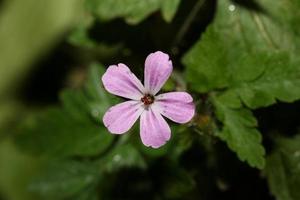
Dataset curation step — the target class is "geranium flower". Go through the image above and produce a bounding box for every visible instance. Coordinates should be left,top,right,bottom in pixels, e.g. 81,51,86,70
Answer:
102,51,195,148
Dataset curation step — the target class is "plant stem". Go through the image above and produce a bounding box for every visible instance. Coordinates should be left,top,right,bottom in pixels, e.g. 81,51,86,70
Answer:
172,0,206,49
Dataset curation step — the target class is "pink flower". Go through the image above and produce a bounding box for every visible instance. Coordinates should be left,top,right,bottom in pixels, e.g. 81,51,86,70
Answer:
102,51,195,148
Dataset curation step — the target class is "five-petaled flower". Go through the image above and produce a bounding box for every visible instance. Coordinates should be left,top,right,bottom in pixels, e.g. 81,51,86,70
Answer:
102,51,195,148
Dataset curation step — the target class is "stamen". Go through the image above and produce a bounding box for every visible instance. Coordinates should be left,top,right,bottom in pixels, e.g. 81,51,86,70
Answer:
141,94,154,105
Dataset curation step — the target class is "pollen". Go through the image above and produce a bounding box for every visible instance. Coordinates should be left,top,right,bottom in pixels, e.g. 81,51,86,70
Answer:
141,94,154,105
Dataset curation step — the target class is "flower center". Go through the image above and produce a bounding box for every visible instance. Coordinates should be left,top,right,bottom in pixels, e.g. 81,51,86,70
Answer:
141,94,154,105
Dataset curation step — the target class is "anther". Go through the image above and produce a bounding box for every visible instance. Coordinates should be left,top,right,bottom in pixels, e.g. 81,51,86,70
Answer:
141,94,154,105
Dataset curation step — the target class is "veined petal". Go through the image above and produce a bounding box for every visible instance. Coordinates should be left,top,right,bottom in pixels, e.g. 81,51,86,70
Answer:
102,64,145,100
144,51,173,95
103,101,143,134
155,92,195,124
140,106,171,148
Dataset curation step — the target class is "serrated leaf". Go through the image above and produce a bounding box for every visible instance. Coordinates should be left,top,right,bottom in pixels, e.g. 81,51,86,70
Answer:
15,63,114,158
183,27,230,92
87,0,180,24
183,0,300,104
29,160,99,200
213,95,265,169
265,135,300,200
183,0,300,168
233,52,300,108
209,52,300,109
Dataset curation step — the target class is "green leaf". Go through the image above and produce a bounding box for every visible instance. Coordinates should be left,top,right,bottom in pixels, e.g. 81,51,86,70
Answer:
213,95,265,169
101,144,146,172
233,52,300,109
183,27,230,92
265,135,300,200
84,63,119,123
60,63,116,125
15,63,114,158
182,0,300,168
87,0,181,24
135,124,192,159
161,0,181,22
68,13,96,48
258,0,300,45
183,0,300,103
16,107,112,158
209,0,297,52
29,160,99,200
70,0,181,46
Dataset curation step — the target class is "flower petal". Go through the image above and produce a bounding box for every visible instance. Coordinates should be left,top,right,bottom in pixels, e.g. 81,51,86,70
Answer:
102,64,145,100
144,51,173,95
155,92,195,123
140,106,171,148
103,101,143,134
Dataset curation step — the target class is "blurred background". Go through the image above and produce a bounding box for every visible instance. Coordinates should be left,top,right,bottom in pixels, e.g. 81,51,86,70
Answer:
0,0,299,200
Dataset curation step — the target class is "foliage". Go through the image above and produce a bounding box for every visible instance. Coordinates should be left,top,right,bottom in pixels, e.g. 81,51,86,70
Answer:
15,63,115,158
265,135,300,200
182,0,300,168
87,0,181,24
213,94,265,168
0,0,300,200
28,160,100,200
